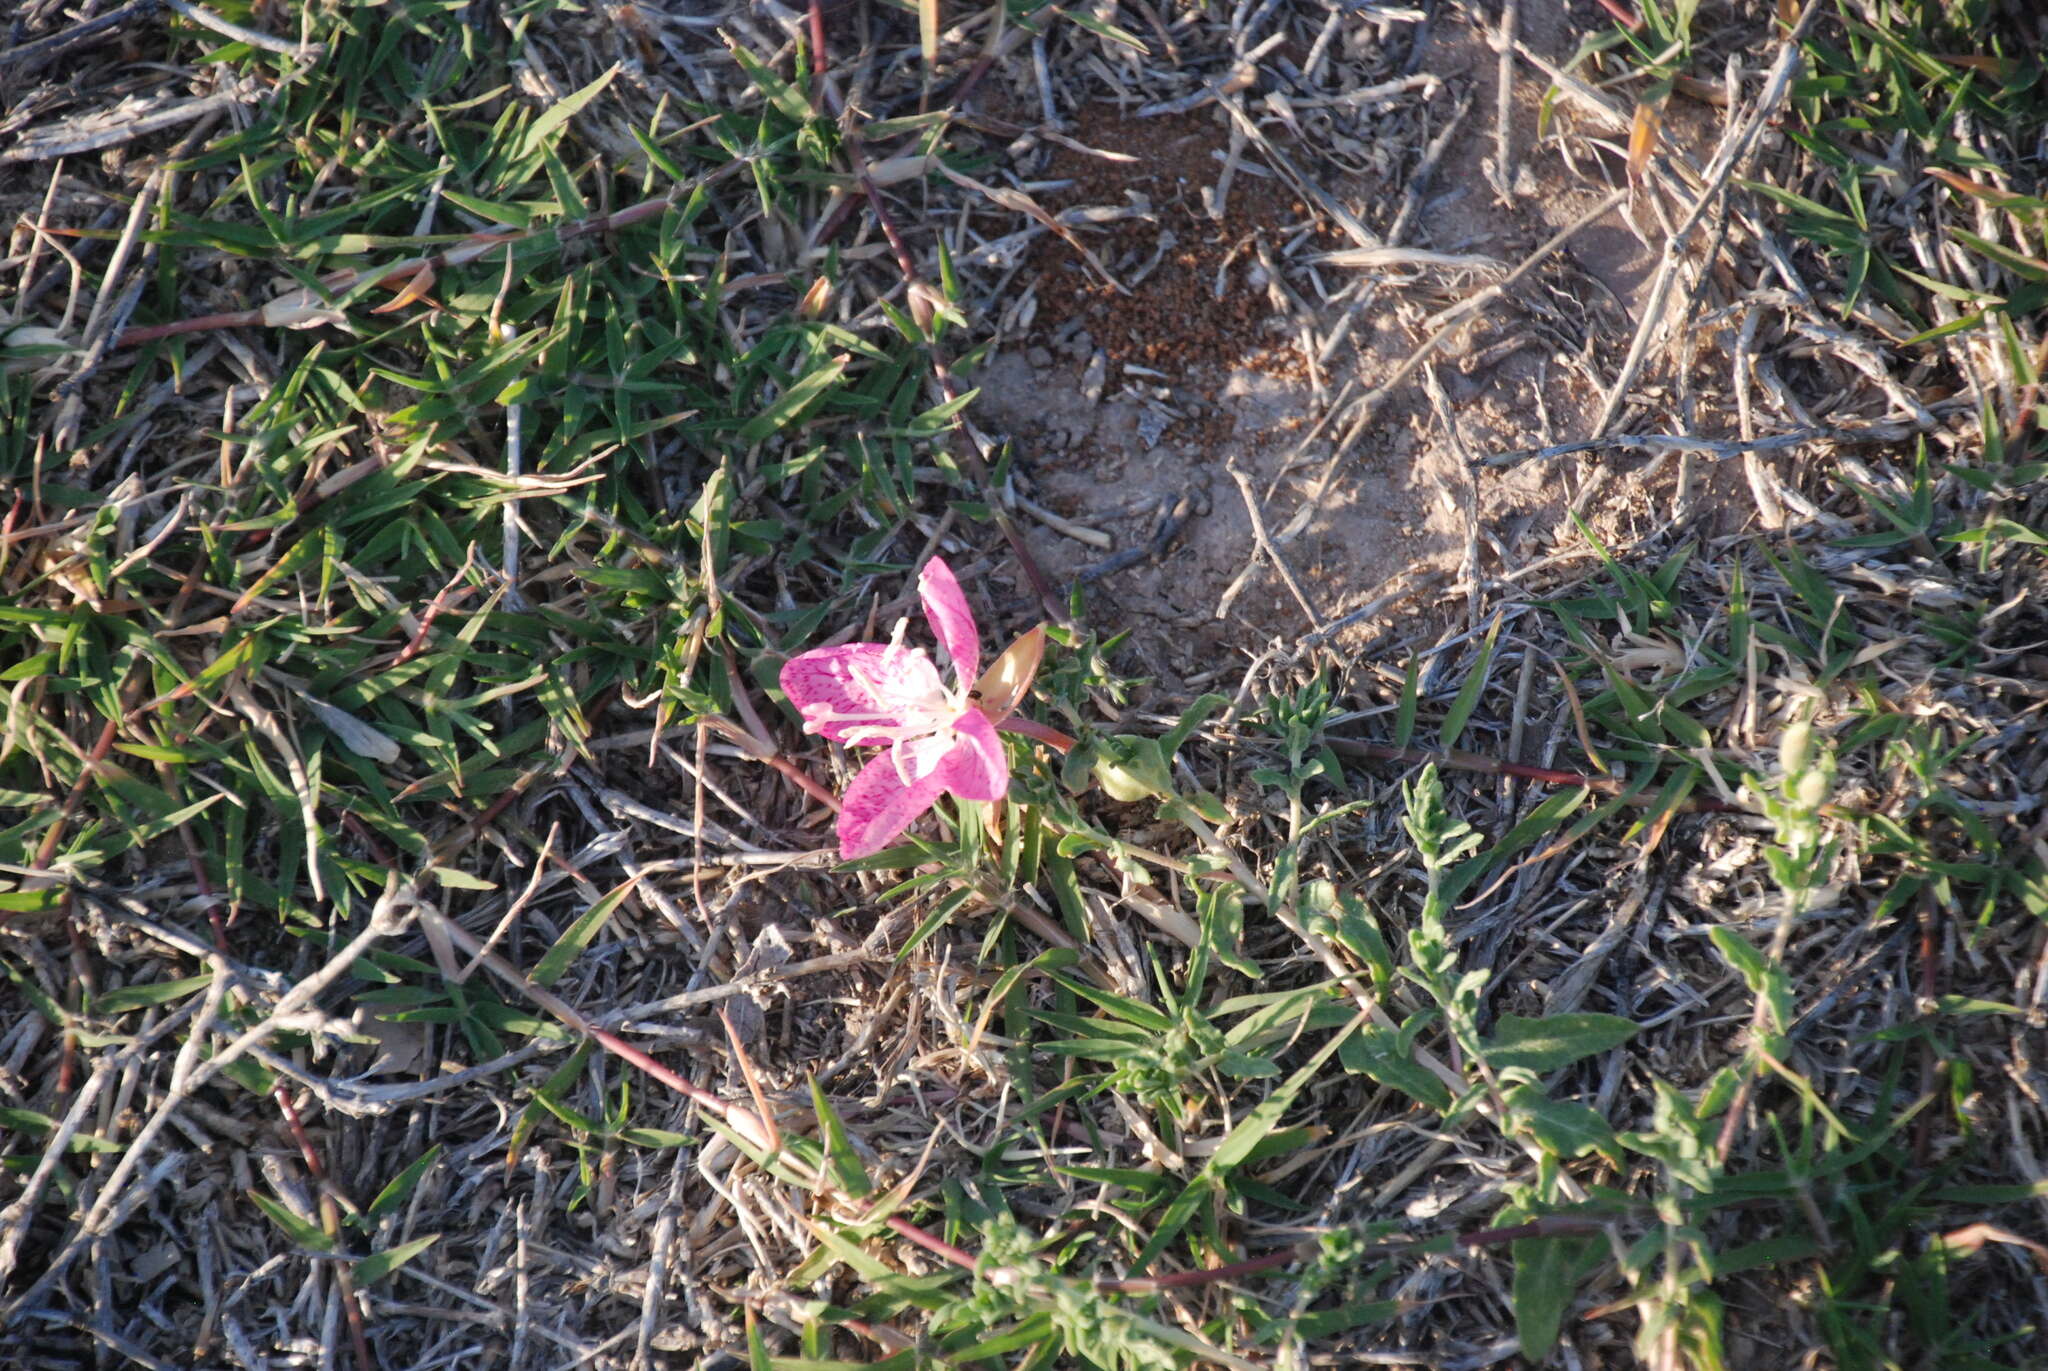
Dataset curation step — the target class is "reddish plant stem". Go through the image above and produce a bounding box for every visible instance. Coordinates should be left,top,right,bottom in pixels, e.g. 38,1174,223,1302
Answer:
1459,1215,1607,1246
994,715,1074,753
767,752,842,810
432,916,752,1123
1,487,28,554
1591,0,1643,30
113,309,261,347
887,1215,980,1271
385,556,477,669
33,715,119,871
1913,884,1942,1166
274,1086,376,1371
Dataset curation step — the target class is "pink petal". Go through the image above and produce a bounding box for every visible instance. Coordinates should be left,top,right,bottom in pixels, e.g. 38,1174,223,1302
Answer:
837,753,949,859
781,644,941,743
897,730,962,786
918,557,980,685
932,707,1009,803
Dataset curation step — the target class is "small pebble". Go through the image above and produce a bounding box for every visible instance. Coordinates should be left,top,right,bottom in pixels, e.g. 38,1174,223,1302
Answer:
1080,351,1108,404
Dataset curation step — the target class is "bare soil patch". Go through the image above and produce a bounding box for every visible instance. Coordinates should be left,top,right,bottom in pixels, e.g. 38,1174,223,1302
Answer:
965,10,1686,685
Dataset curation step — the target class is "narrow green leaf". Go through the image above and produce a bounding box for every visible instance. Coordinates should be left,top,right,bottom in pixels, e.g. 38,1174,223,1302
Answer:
725,41,816,126
618,1127,694,1148
1045,972,1175,1032
1393,655,1422,750
366,1145,443,1220
0,887,65,916
808,1076,873,1199
1709,926,1791,1033
355,1233,440,1285
248,1192,335,1253
531,877,639,987
1160,693,1228,757
0,1107,122,1153
740,354,850,444
519,65,620,160
93,973,218,1014
1438,617,1501,749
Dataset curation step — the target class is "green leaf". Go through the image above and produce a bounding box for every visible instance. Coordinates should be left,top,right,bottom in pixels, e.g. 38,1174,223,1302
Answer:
1159,693,1228,757
1393,654,1423,750
1512,1231,1602,1360
1314,884,1393,989
1438,617,1501,749
366,1145,443,1220
1092,736,1175,802
740,353,850,445
429,866,498,891
531,877,639,987
1932,995,2023,1016
726,41,816,126
1060,5,1150,52
1483,1013,1639,1073
1502,1084,1617,1159
518,65,620,161
248,1191,335,1253
94,972,218,1014
1338,1019,1453,1111
0,1107,122,1153
1045,973,1175,1032
0,886,65,916
355,1233,440,1285
1218,1049,1281,1078
529,1086,604,1134
618,1127,694,1148
1708,926,1791,1034
808,1076,873,1199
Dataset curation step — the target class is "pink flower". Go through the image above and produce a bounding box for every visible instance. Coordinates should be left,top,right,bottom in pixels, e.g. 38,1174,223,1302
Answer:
780,557,1010,859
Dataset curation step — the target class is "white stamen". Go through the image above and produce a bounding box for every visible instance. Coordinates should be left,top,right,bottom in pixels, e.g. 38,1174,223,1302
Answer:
799,644,968,782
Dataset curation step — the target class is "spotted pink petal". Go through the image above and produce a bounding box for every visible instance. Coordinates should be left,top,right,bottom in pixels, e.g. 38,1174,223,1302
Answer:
918,557,980,684
781,643,942,743
933,707,1009,802
837,752,950,859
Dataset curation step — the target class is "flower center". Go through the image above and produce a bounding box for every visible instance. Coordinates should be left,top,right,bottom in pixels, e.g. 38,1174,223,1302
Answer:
807,644,967,785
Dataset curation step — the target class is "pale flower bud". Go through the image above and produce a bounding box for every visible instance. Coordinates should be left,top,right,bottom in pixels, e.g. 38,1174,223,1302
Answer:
1796,770,1830,811
1780,719,1812,777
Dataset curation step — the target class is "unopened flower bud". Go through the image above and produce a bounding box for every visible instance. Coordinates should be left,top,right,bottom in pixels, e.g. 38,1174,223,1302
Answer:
1796,770,1830,811
1780,720,1812,777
